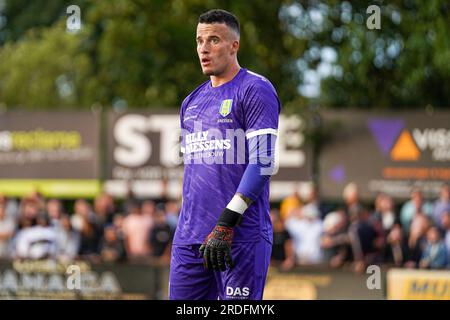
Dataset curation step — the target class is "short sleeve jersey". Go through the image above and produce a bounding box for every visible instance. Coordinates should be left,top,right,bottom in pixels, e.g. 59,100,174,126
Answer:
174,68,281,245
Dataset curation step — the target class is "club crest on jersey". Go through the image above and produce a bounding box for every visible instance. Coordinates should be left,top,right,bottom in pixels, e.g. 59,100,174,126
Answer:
219,99,233,117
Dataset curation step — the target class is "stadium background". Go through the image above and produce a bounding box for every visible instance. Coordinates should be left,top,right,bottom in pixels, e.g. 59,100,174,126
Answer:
0,0,449,299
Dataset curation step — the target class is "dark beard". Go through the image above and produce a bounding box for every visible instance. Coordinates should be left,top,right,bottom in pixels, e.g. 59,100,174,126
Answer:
202,65,225,77
203,70,215,76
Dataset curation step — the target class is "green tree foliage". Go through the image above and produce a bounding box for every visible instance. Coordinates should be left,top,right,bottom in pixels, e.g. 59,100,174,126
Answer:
0,0,448,111
287,0,450,109
0,0,301,110
0,0,83,43
0,24,96,109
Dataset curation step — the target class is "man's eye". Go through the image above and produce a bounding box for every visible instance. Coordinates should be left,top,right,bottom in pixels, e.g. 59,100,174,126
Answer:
211,38,219,44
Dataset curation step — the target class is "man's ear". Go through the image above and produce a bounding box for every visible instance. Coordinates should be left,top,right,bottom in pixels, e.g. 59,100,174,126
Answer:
231,40,240,55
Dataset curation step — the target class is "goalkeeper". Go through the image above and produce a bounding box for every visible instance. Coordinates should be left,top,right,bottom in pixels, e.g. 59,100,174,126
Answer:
169,9,280,300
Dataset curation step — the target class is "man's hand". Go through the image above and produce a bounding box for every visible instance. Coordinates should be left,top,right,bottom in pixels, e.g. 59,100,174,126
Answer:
199,208,243,271
199,224,234,271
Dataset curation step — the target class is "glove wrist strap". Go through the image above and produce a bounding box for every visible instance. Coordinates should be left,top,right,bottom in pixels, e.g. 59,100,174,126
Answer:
217,208,243,228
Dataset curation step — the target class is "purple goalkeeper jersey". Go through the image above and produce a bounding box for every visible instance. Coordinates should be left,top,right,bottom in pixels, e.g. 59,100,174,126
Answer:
173,68,281,245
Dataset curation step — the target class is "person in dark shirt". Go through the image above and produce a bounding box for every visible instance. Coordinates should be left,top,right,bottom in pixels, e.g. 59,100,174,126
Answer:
99,225,126,262
78,214,101,259
348,208,378,273
383,223,409,267
270,209,294,270
404,213,430,268
149,209,173,262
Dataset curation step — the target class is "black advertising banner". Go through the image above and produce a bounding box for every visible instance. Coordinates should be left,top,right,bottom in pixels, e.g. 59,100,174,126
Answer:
0,112,100,197
319,110,450,200
106,111,184,199
0,259,168,299
106,111,313,200
0,260,387,300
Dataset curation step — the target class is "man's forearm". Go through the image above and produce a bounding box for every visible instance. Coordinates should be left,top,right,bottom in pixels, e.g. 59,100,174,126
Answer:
231,133,277,209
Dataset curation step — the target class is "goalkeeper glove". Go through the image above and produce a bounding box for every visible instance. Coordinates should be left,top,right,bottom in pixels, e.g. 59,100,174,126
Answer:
199,208,243,271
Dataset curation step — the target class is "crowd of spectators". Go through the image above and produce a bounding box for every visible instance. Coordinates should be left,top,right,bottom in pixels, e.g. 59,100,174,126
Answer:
271,183,450,272
0,191,177,264
1,182,449,273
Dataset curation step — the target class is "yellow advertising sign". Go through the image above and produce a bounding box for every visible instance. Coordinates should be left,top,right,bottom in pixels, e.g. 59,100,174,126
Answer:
387,268,450,300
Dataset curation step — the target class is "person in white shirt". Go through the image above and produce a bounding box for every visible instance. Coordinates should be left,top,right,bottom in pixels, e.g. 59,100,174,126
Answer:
14,213,57,260
285,203,323,264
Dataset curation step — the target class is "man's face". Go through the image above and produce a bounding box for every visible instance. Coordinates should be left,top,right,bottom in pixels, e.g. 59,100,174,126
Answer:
196,23,239,76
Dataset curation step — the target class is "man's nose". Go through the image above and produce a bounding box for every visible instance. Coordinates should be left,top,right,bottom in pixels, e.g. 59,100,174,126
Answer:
200,42,210,53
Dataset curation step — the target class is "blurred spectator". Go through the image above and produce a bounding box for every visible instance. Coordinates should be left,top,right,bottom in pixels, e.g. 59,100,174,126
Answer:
19,198,40,228
441,211,450,266
404,213,430,268
99,225,126,262
348,209,378,273
302,184,329,219
56,214,80,262
432,183,450,229
419,226,448,269
122,201,153,258
74,201,102,257
280,187,302,221
112,213,126,241
149,209,173,262
285,203,323,264
142,200,156,220
400,188,433,233
343,182,363,221
21,190,46,214
370,193,397,255
10,199,40,258
0,194,19,221
371,193,397,233
270,208,294,270
165,200,179,231
122,180,138,214
94,192,115,226
14,213,57,260
320,210,350,268
384,223,409,267
71,199,95,232
0,201,16,258
46,199,64,228
78,214,101,258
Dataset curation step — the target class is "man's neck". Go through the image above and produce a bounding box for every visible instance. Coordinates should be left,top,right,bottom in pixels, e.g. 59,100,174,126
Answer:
210,63,241,87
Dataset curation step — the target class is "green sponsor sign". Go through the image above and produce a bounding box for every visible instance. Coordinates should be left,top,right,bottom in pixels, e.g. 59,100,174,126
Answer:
0,180,101,198
0,112,101,198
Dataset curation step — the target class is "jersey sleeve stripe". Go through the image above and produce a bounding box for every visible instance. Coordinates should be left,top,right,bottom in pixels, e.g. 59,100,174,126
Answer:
246,128,278,139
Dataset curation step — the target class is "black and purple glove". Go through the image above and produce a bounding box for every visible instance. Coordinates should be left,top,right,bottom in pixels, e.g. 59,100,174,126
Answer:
199,208,242,271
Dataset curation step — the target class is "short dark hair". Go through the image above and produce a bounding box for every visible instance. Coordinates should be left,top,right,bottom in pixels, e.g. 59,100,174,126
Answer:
198,9,240,36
